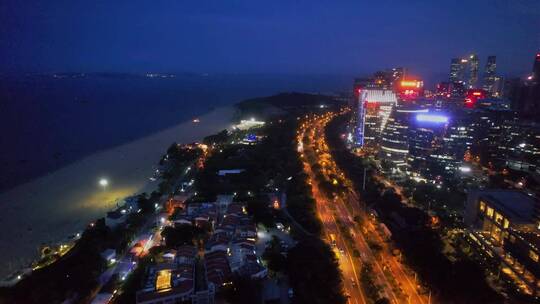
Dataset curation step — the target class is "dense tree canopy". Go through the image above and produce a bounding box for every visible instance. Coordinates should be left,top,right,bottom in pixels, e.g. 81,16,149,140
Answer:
287,238,346,304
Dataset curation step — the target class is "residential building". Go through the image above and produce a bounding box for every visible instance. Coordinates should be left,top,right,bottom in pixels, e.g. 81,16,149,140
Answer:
465,190,540,296
136,262,195,304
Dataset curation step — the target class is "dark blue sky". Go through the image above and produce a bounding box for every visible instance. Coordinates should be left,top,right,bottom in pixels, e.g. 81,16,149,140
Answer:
1,0,539,80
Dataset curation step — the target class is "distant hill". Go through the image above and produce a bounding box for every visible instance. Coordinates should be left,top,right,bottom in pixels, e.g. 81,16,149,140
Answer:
235,92,342,120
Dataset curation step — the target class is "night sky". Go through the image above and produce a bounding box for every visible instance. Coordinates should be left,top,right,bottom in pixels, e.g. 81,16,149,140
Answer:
1,0,539,80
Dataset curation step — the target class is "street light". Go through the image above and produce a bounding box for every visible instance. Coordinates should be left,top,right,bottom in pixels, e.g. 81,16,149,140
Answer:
99,178,109,188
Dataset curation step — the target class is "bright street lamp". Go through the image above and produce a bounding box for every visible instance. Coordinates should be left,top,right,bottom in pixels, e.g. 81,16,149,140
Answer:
99,178,109,187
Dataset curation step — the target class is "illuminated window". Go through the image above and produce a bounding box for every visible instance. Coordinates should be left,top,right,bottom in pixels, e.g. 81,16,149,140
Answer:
156,270,172,291
503,219,509,229
492,226,502,242
495,212,503,225
479,201,486,212
486,207,494,218
529,250,539,262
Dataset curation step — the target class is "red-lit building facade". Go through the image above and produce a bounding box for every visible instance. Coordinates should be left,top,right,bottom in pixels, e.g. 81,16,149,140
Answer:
465,89,487,108
396,79,424,101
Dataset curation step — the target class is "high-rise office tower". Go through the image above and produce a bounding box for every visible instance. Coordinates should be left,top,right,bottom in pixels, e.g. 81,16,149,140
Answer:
533,52,540,82
468,54,479,88
355,90,368,147
372,67,406,88
379,108,410,169
526,52,540,120
450,58,466,83
482,56,497,94
505,53,540,118
354,89,397,148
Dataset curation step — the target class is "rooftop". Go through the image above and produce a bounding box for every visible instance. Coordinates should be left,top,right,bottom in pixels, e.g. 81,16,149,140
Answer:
362,89,398,104
176,245,197,260
480,190,538,223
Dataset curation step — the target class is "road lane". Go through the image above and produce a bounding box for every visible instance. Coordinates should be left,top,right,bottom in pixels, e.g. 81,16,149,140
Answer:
297,111,430,304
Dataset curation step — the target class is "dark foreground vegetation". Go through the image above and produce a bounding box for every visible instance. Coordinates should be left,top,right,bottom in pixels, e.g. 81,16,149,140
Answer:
325,112,503,304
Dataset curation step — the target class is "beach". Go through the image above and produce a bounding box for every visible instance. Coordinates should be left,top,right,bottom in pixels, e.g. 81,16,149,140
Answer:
0,105,236,278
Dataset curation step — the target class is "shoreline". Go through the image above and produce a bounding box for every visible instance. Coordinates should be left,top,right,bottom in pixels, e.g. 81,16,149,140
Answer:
0,106,225,195
0,105,236,279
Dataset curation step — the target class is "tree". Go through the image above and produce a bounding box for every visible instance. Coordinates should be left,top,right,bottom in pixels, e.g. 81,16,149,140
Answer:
223,274,262,304
161,224,208,248
136,193,154,214
246,198,275,228
203,130,230,145
262,236,287,273
287,238,346,304
375,298,391,304
361,263,382,302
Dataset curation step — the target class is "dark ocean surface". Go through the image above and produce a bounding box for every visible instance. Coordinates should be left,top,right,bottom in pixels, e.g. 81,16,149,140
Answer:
0,73,351,192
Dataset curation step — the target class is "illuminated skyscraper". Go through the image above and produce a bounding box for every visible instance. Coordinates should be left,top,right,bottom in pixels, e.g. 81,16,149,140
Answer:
492,76,503,97
468,54,479,88
371,67,406,88
533,52,540,82
379,108,409,169
450,58,466,83
504,53,540,118
527,52,540,120
482,56,497,94
355,90,367,147
354,89,397,148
